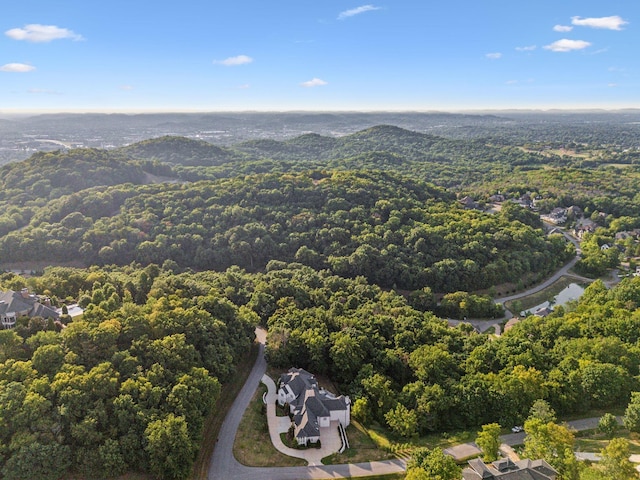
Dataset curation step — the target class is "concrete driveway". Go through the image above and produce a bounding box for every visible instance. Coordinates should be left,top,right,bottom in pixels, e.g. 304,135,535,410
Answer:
261,373,343,466
207,327,407,480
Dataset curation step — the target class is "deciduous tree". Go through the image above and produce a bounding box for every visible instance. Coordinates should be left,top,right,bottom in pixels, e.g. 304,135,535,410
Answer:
476,423,501,462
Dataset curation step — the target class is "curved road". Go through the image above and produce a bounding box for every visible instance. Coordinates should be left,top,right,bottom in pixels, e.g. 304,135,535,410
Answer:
207,228,599,478
497,227,587,305
207,328,406,480
450,227,595,333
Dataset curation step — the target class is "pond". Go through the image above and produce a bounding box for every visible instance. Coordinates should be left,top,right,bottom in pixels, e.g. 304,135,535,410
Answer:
524,283,586,316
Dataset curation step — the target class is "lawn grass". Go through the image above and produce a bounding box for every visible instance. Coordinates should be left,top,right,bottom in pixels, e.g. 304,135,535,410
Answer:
503,276,588,313
322,421,396,465
575,429,640,455
191,342,259,479
560,406,625,422
233,384,306,467
364,422,478,454
414,429,478,451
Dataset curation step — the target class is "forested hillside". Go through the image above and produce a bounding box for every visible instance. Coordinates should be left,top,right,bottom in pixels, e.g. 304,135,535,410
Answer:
177,125,554,188
120,135,245,167
2,261,640,478
0,149,147,237
0,265,255,479
0,166,570,292
2,123,640,479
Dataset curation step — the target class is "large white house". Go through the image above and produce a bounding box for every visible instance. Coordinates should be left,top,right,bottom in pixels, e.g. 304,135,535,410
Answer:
0,288,59,329
277,367,350,446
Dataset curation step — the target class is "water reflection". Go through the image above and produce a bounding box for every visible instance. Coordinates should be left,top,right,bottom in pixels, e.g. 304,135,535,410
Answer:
525,283,585,316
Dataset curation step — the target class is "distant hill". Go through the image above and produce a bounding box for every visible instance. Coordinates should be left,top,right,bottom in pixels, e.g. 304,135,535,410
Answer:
0,148,145,206
119,135,245,166
233,124,547,172
107,125,553,189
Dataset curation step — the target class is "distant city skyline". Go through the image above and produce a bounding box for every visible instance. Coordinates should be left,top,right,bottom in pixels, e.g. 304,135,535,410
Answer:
1,0,637,112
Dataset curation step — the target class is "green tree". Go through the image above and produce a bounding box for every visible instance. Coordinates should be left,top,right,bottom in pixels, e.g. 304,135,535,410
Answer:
31,343,65,376
351,397,371,424
384,403,418,438
409,344,457,384
361,373,396,421
599,437,636,480
0,330,23,362
598,413,619,439
145,414,195,480
528,399,556,424
1,442,72,480
405,468,430,480
97,439,127,477
476,423,501,462
623,392,640,433
409,447,461,480
523,418,579,480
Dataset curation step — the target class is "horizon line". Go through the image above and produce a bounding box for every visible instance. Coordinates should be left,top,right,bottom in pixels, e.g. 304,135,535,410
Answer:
2,107,640,117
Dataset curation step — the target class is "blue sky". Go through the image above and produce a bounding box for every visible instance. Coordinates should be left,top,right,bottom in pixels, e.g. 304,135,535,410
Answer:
0,1,637,112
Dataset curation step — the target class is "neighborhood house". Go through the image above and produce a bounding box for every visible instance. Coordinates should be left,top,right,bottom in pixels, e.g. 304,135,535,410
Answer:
0,288,59,329
463,457,558,480
277,367,351,446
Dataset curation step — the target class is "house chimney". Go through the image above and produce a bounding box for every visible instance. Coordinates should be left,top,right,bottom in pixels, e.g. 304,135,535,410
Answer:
21,288,29,299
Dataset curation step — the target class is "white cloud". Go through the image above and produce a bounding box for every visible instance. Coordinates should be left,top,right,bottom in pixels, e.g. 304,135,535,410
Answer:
516,45,536,52
5,24,83,42
506,80,518,85
485,52,502,60
300,78,327,87
338,5,381,20
237,84,250,89
214,55,253,66
553,25,573,32
119,85,134,91
571,15,628,30
608,83,618,87
543,39,591,52
0,63,36,72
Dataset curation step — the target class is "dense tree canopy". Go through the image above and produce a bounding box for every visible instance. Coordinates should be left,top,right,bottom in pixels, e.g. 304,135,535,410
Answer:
0,266,254,479
0,165,570,293
2,122,640,478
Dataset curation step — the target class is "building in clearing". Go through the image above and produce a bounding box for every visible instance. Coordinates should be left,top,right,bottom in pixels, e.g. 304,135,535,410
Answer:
463,457,558,480
277,367,350,446
0,288,59,329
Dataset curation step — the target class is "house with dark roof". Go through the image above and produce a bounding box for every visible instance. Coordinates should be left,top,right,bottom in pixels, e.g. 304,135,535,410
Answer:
0,288,59,329
277,367,351,446
533,306,554,318
459,196,480,210
463,457,558,480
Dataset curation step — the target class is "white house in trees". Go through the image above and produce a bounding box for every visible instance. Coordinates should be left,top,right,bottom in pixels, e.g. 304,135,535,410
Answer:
0,288,59,329
277,367,350,446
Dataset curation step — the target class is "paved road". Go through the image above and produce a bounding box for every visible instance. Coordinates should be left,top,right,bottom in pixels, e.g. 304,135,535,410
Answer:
207,328,269,479
207,328,407,480
206,227,607,478
447,229,592,334
495,226,592,305
495,256,584,306
447,416,616,462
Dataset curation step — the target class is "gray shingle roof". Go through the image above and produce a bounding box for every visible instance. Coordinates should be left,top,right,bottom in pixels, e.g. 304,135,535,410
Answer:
462,458,557,480
0,290,59,320
280,367,349,442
